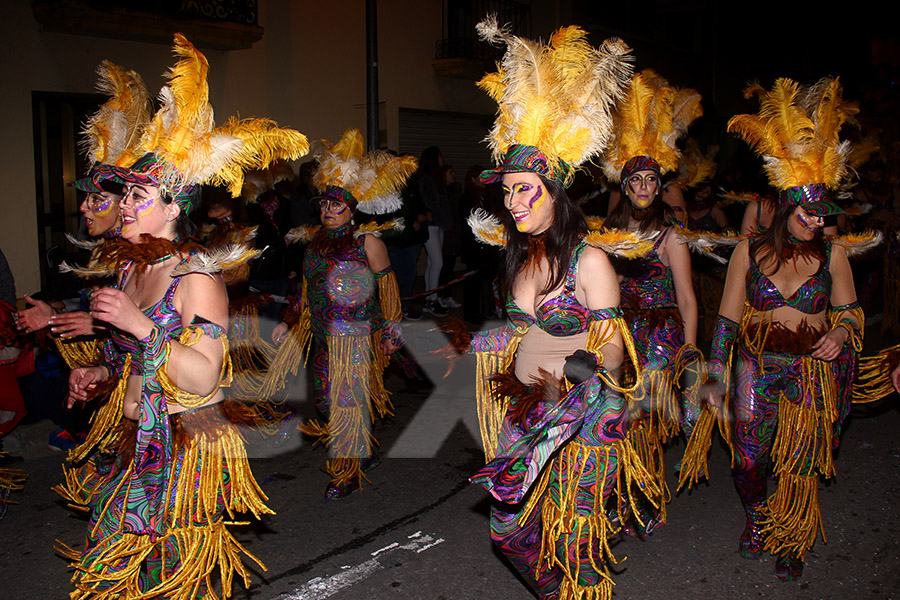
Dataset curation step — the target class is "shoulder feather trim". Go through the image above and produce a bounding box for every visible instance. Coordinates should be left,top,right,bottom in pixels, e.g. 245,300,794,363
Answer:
830,230,883,257
674,226,741,264
583,228,655,258
467,209,507,247
170,243,262,277
354,218,405,238
285,224,320,246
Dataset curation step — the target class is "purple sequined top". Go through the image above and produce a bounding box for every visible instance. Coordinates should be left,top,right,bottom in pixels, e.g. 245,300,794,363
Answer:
746,242,832,315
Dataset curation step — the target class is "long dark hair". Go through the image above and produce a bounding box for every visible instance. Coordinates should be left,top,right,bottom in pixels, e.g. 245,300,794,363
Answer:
604,186,675,233
750,202,826,273
161,192,198,239
500,175,586,297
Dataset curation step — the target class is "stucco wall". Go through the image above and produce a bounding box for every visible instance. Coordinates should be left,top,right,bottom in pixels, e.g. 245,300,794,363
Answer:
0,0,496,295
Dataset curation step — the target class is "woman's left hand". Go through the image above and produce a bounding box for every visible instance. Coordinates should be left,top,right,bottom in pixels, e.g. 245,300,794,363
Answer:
810,327,848,362
49,311,101,339
89,287,154,339
380,338,401,357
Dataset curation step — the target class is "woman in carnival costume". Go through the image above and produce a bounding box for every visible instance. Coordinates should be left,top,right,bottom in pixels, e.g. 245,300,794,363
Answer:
267,128,413,499
699,77,866,580
56,34,309,599
600,69,705,529
16,61,151,350
448,17,664,600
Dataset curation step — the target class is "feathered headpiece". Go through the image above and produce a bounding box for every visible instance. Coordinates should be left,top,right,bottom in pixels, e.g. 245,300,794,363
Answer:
670,139,718,191
118,34,310,213
71,61,152,193
601,69,703,184
726,77,858,216
475,15,633,187
312,128,417,214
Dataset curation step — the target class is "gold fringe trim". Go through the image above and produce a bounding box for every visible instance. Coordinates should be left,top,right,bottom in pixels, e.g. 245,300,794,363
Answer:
258,282,311,398
377,270,402,322
677,404,715,491
55,337,103,370
53,460,101,511
761,473,822,561
474,331,523,461
625,421,670,514
531,440,661,594
228,303,276,400
68,355,130,463
853,343,900,403
158,326,233,409
65,522,266,600
629,367,680,443
771,361,837,480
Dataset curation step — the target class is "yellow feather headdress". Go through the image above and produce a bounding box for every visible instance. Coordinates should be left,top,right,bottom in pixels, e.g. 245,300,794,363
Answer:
475,15,633,186
81,61,151,169
601,69,703,182
670,139,718,190
313,128,417,214
726,77,858,191
126,34,309,209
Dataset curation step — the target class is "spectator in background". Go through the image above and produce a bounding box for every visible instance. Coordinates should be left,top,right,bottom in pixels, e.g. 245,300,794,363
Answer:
437,165,463,310
460,165,501,323
418,146,450,317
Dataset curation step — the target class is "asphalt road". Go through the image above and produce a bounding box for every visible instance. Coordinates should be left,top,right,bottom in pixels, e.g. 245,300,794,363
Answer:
2,319,899,600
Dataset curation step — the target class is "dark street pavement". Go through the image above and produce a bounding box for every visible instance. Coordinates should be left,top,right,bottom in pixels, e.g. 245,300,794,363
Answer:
2,318,899,600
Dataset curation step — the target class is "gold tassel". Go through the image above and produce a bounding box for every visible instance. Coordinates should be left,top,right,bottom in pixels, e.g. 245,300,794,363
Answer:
853,343,900,403
770,358,836,480
377,270,402,322
55,338,103,370
474,331,522,461
625,421,670,513
258,283,312,398
533,439,662,596
158,326,233,409
761,473,823,561
676,404,715,491
68,354,130,463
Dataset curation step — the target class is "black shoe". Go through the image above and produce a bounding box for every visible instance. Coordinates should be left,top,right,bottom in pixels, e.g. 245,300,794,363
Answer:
422,301,446,317
403,306,423,321
361,455,381,472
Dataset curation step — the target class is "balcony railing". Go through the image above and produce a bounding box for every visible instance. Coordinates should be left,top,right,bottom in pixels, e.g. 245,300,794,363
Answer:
433,0,530,77
31,0,263,50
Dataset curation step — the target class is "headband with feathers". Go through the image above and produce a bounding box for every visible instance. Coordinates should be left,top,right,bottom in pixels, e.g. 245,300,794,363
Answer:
313,128,417,215
475,15,633,186
601,69,703,182
123,34,310,210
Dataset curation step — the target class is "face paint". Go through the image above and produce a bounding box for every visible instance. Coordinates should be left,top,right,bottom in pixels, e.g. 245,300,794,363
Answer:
626,170,659,209
89,195,115,218
502,174,553,234
789,208,822,241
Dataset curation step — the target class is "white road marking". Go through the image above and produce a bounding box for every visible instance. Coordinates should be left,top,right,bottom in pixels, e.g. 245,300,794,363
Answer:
273,531,444,600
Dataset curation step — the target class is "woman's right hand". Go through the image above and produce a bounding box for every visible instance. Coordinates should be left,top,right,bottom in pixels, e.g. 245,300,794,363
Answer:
67,366,109,408
272,321,289,345
15,295,54,333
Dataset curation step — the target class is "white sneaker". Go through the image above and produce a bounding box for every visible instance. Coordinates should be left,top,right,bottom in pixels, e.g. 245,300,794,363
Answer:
439,296,462,309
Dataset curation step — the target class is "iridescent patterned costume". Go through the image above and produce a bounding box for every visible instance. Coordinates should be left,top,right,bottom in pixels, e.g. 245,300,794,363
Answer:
469,241,661,600
613,228,698,524
706,239,863,567
56,254,272,599
271,221,402,491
